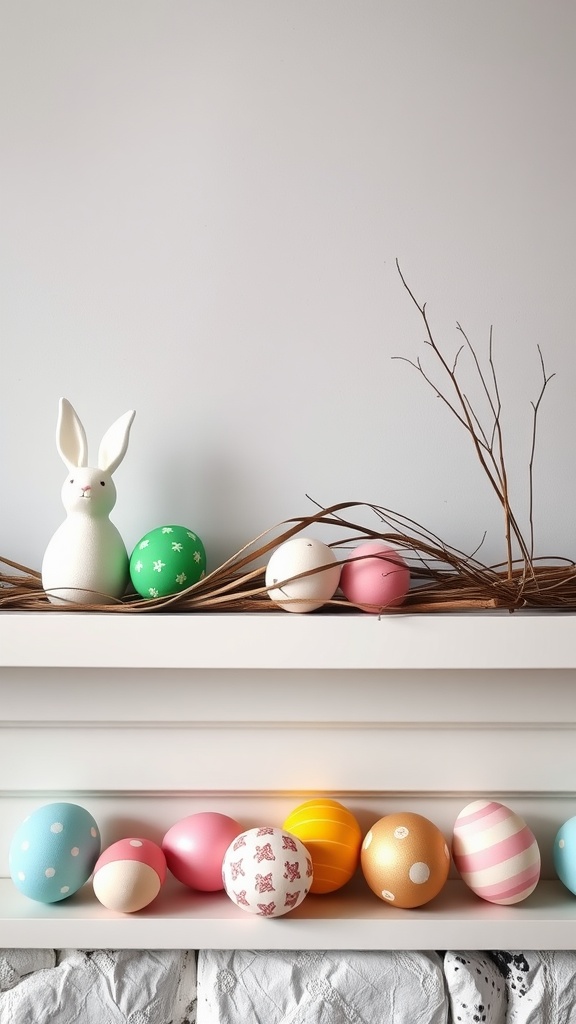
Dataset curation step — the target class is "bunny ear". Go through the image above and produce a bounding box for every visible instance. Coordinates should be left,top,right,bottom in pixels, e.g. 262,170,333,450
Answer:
56,398,89,469
98,409,135,474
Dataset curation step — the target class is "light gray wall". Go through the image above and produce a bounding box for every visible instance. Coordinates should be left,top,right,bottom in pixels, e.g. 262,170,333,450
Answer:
1,1,575,576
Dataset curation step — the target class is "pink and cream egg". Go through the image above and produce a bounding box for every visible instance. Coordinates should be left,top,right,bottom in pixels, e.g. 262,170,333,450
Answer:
452,799,540,905
92,837,167,913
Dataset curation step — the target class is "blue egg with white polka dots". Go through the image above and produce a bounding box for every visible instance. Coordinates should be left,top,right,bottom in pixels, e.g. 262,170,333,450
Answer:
9,802,101,903
553,815,576,896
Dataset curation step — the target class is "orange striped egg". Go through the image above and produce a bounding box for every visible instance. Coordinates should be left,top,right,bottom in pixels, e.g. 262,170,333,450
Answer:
452,800,540,905
282,799,362,894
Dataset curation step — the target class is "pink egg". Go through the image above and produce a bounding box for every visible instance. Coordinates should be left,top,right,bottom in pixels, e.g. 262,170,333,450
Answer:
452,800,541,905
339,541,410,612
222,826,313,917
162,812,243,891
93,837,166,913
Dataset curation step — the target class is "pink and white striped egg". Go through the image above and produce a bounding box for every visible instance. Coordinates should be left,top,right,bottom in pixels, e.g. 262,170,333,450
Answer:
452,800,540,905
93,837,167,913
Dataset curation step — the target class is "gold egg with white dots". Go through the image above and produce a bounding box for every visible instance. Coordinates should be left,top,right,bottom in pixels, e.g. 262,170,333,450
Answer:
361,812,450,909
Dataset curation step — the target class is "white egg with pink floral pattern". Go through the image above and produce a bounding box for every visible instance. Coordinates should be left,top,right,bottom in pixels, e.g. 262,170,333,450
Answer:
222,826,313,917
452,799,540,905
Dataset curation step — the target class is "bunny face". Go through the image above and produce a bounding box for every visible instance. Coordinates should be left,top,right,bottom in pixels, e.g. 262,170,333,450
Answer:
61,466,117,518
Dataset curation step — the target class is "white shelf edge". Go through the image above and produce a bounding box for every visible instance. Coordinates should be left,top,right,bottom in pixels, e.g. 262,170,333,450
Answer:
3,610,576,669
2,880,576,951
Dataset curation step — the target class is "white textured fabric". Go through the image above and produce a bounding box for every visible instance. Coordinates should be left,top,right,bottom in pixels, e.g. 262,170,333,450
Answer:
490,950,576,1023
197,949,449,1024
0,949,197,1024
5,947,576,1023
0,950,56,992
444,951,507,1024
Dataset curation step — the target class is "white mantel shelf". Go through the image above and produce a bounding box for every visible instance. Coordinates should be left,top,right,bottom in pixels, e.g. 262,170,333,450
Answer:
2,879,575,952
2,609,576,669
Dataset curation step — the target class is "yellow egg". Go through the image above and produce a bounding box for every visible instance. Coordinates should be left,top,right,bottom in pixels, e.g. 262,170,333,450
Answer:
283,798,362,894
361,812,450,909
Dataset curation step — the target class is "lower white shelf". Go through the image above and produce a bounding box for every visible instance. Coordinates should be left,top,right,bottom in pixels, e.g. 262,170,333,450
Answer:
3,612,576,954
2,877,576,951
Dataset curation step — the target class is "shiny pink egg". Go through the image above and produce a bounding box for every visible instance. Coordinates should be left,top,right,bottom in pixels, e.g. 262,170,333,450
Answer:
162,812,243,891
93,837,166,913
339,541,410,612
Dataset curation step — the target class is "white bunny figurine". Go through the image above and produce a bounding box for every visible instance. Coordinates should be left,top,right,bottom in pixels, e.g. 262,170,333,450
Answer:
41,398,136,605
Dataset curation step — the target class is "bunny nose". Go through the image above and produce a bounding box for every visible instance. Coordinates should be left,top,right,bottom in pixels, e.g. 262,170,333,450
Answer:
81,485,91,494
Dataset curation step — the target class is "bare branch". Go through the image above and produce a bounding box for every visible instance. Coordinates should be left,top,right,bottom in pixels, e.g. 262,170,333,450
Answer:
392,356,474,432
452,344,464,375
528,346,556,559
396,262,534,575
456,322,499,420
463,394,491,451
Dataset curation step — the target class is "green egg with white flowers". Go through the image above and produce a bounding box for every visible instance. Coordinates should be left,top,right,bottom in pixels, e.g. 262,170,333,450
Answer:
129,525,206,598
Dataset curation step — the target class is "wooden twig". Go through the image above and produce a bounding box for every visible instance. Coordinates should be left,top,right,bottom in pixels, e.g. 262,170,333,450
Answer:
395,260,547,578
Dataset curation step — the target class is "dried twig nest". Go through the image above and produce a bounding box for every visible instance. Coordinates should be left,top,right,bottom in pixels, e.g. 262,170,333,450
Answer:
3,266,574,613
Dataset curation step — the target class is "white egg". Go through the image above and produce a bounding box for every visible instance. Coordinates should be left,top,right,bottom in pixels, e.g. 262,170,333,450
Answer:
222,826,313,916
265,537,341,613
